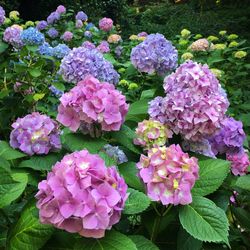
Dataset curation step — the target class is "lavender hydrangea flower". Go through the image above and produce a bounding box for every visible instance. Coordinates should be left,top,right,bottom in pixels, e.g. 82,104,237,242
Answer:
131,33,178,75
56,5,66,14
84,31,92,38
59,47,120,85
3,25,23,48
75,11,88,21
209,117,246,155
47,11,60,24
21,27,45,46
0,6,6,25
38,42,54,56
53,44,71,59
61,31,73,42
103,144,128,164
36,20,48,31
115,46,123,58
47,28,58,38
97,41,110,54
76,19,83,29
10,112,61,156
82,41,95,49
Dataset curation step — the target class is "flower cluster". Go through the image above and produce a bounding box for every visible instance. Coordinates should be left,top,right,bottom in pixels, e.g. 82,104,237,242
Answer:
130,33,178,75
189,39,210,52
97,41,110,53
38,42,54,56
99,17,113,31
56,5,66,14
209,117,246,155
53,44,71,59
137,145,199,205
47,28,59,38
59,47,120,85
108,34,122,44
49,85,64,97
21,27,45,46
3,25,23,48
134,119,173,150
61,31,73,42
36,20,48,31
10,112,61,156
103,144,128,164
76,11,88,21
47,11,60,24
76,20,83,29
57,76,129,132
0,5,5,25
36,150,128,238
227,151,250,176
150,60,229,141
82,41,96,49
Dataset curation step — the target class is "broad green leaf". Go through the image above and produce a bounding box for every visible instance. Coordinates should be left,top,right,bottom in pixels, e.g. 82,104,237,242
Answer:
74,230,137,250
112,125,140,154
7,201,54,250
192,158,230,196
124,188,150,214
129,235,159,250
98,152,117,167
29,68,42,77
52,82,65,91
231,207,250,230
18,153,63,171
26,45,38,52
0,141,26,160
0,41,8,53
119,162,144,191
62,133,106,154
0,89,9,99
179,196,229,245
234,175,250,191
126,99,149,122
0,156,11,172
33,93,45,101
140,89,156,100
104,54,117,64
177,227,202,250
0,169,28,208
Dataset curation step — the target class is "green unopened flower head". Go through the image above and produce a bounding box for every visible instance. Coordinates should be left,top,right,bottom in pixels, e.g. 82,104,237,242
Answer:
181,29,191,38
207,35,219,42
219,30,227,36
9,11,19,21
211,43,226,50
118,68,126,73
228,34,238,40
179,39,189,46
234,51,247,59
194,34,203,40
181,52,194,60
4,17,11,25
25,21,35,27
118,79,129,87
211,68,223,79
128,83,139,90
228,41,239,48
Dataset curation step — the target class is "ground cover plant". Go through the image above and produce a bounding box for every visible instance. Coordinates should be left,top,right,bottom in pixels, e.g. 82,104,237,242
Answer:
0,5,250,250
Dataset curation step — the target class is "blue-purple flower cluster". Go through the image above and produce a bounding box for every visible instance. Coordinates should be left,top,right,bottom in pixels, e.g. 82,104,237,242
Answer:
0,5,5,25
21,27,45,46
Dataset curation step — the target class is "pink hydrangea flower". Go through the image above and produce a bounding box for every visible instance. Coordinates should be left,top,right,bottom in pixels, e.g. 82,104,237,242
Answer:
82,41,96,49
134,119,173,150
97,41,110,54
3,25,23,48
57,76,129,132
56,5,66,14
61,31,73,42
36,150,128,238
137,145,199,205
189,38,210,52
99,17,113,32
227,151,250,176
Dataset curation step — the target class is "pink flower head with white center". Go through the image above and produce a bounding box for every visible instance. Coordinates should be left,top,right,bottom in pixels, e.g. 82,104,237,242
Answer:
137,144,199,206
36,150,128,238
99,17,113,32
56,76,129,133
56,5,66,14
189,39,210,52
227,151,250,176
134,119,173,150
62,31,73,42
150,60,229,142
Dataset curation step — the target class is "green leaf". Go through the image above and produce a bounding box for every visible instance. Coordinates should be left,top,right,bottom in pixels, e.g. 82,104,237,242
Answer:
62,133,106,154
129,235,159,250
231,207,250,230
0,169,28,208
74,230,137,250
112,125,140,154
29,68,42,78
0,89,9,99
179,196,229,245
234,175,250,191
124,188,150,214
7,201,54,250
177,227,202,250
98,152,117,167
126,99,149,122
192,158,230,196
33,93,45,101
18,153,63,171
118,162,144,191
0,141,26,160
52,82,65,91
26,45,38,52
104,54,117,64
140,89,156,100
0,41,9,53
0,156,11,172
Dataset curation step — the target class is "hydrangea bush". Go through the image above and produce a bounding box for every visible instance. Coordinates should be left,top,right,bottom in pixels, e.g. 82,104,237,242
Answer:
0,5,249,250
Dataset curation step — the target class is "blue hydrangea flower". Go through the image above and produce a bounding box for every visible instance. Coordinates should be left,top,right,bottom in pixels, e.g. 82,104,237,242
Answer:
47,28,59,38
75,11,88,21
36,20,48,31
85,22,94,31
38,42,53,56
53,44,71,59
21,27,45,46
103,144,128,164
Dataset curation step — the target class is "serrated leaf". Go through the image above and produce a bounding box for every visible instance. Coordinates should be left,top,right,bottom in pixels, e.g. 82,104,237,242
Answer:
179,196,229,245
124,188,150,214
33,93,45,101
234,175,250,191
52,82,65,91
140,89,156,100
129,235,159,250
18,153,63,171
98,152,117,167
177,227,202,250
73,230,137,250
0,169,28,208
126,99,149,122
0,141,26,160
192,159,230,196
62,133,106,154
118,162,144,191
7,201,54,250
0,156,11,172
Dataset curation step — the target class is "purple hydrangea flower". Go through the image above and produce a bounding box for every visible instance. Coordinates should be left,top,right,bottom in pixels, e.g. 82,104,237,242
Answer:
53,44,71,59
76,19,83,29
131,33,178,75
97,41,110,54
84,31,92,38
3,25,23,48
47,11,60,24
56,5,66,14
227,151,250,176
36,20,48,31
75,11,88,21
209,117,246,155
137,32,148,37
38,42,54,56
103,144,128,164
115,46,123,58
47,28,59,38
82,41,96,49
21,27,45,46
99,17,113,32
10,112,61,156
59,47,120,85
0,6,6,25
61,31,73,42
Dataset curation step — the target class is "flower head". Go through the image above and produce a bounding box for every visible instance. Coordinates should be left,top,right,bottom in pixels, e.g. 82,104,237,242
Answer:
0,6,5,25
36,20,48,31
228,41,239,48
84,31,92,38
57,76,129,132
82,41,96,49
47,28,59,38
9,10,19,20
21,27,45,45
207,35,219,42
137,145,199,205
103,144,128,164
47,11,60,24
56,5,66,14
76,19,83,29
3,25,23,48
131,33,178,75
181,29,191,38
219,30,227,36
181,52,193,60
234,51,247,59
107,34,122,44
53,44,71,59
210,68,223,79
99,17,113,32
227,151,249,176
61,31,73,42
97,41,110,54
10,112,61,156
228,34,238,40
211,43,226,50
189,38,210,51
36,149,128,238
38,42,54,56
75,11,88,21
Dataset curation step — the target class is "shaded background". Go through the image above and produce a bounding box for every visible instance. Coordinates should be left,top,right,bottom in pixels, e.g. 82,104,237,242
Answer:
0,0,250,40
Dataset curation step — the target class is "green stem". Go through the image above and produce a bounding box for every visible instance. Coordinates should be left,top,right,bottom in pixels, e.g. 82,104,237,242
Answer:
152,203,161,217
162,205,173,217
150,216,161,242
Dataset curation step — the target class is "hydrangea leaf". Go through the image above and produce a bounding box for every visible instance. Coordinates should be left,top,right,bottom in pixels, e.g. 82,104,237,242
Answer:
98,152,117,167
123,188,151,214
7,201,54,250
179,196,229,245
0,141,26,160
192,158,230,196
234,175,250,191
129,235,159,250
177,227,202,250
73,230,137,250
125,99,149,122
